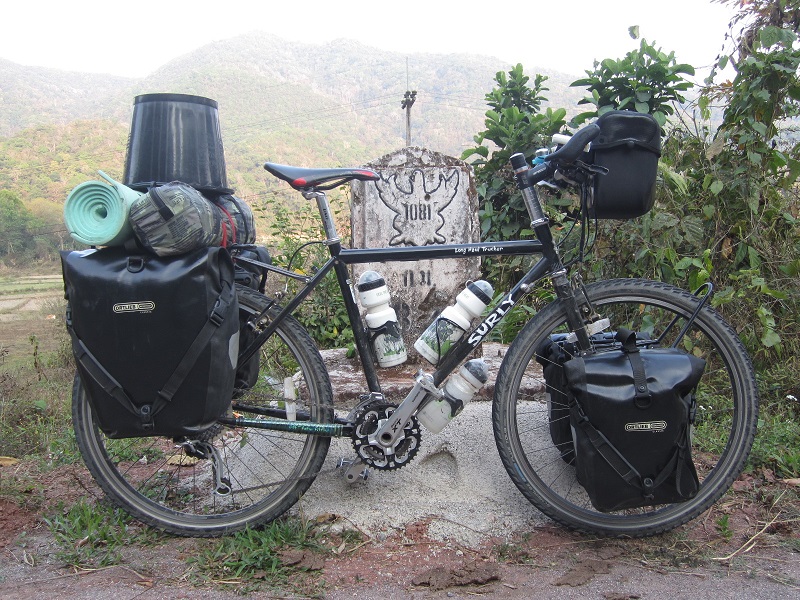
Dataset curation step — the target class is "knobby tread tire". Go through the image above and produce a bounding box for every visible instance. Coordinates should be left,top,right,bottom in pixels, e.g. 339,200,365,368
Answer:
492,278,758,537
72,285,333,537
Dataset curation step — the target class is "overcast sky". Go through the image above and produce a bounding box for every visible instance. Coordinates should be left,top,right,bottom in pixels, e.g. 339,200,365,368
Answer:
1,1,735,79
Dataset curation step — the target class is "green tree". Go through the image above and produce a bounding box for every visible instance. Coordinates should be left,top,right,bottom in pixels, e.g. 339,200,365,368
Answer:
570,29,695,126
0,190,35,257
461,64,566,287
690,0,800,359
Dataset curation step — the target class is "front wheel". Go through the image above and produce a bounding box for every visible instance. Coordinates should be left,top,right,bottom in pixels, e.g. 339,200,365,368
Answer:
72,285,333,536
493,278,758,537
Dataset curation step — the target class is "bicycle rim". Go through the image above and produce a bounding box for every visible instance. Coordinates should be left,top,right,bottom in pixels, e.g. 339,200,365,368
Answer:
493,278,758,537
72,286,333,536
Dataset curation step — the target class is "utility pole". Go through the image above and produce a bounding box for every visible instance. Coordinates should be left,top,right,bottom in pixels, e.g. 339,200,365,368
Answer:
401,90,417,147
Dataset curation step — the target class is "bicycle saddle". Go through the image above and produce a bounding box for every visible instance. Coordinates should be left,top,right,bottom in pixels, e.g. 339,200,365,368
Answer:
264,162,379,190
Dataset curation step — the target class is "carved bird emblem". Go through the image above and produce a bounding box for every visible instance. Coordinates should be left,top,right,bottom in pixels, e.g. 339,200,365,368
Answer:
374,168,459,246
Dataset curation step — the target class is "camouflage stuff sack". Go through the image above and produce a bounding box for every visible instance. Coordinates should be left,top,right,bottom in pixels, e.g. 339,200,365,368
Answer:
213,194,256,246
129,182,224,256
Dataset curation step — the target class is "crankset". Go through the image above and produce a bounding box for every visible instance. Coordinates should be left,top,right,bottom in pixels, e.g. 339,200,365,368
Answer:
350,401,421,470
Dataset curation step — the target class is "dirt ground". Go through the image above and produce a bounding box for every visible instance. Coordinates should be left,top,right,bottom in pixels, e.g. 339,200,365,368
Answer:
0,460,798,600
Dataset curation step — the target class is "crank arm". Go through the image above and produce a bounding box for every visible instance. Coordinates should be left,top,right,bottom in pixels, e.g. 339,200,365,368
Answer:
372,372,438,448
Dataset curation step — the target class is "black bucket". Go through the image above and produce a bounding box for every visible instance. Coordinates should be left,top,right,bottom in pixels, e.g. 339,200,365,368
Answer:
123,93,232,194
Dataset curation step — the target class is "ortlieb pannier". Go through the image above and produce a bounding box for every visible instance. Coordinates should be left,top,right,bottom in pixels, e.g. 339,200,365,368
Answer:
61,246,239,438
588,110,661,219
563,329,705,512
536,331,651,464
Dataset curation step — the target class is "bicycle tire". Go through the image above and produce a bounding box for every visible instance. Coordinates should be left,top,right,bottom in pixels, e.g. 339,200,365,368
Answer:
493,278,758,537
72,284,333,537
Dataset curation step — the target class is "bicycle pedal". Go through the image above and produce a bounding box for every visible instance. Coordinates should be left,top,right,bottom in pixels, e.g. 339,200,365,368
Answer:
338,458,369,483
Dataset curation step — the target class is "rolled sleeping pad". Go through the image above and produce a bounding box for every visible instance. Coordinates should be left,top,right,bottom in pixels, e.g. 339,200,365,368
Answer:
64,171,143,246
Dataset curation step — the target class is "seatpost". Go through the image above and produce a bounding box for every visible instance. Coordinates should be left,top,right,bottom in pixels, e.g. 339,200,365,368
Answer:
303,190,341,247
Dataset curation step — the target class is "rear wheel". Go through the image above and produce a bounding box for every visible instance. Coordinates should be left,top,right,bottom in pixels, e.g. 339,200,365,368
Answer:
493,278,758,537
72,285,333,536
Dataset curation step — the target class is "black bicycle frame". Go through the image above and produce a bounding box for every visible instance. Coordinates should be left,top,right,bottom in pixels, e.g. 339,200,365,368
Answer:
239,232,584,397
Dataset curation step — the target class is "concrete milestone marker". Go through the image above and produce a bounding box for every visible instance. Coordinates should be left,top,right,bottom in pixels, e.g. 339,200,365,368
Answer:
351,147,481,362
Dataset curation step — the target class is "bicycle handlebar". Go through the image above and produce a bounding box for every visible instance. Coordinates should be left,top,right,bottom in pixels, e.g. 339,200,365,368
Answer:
545,123,600,164
511,121,603,189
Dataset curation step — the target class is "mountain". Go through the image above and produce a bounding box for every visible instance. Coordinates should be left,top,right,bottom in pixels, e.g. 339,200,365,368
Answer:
0,32,585,218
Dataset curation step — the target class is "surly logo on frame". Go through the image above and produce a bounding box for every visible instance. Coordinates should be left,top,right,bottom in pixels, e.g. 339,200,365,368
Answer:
625,421,668,433
467,298,516,346
113,301,155,314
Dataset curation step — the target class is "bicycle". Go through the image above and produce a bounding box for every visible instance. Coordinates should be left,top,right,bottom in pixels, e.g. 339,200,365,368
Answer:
71,117,759,538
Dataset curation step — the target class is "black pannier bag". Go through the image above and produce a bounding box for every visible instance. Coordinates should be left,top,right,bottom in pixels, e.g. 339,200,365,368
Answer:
231,246,272,396
61,246,239,438
536,331,652,464
589,110,661,219
536,334,577,463
563,329,705,512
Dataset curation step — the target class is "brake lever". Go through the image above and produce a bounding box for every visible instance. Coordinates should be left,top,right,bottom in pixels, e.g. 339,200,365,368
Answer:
574,160,609,176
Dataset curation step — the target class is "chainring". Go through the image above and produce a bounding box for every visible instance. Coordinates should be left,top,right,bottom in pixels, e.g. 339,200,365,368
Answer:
350,401,421,470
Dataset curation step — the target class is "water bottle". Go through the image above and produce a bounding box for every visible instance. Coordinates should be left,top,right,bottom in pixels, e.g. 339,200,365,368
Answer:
357,271,407,367
413,280,493,365
417,359,489,434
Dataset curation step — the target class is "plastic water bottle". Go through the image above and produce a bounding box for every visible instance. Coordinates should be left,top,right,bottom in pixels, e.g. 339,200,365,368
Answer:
357,271,407,367
413,280,494,365
417,359,489,434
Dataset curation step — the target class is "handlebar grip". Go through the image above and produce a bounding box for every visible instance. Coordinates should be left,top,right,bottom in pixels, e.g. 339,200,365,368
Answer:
510,153,528,172
545,123,601,164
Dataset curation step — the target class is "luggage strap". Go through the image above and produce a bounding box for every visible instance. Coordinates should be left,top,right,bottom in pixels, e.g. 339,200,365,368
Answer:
69,331,143,422
68,279,235,431
616,327,651,408
152,279,235,421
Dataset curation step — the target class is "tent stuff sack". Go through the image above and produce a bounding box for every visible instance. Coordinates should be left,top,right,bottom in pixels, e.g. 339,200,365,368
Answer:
214,194,256,248
129,182,255,257
61,246,239,439
587,110,661,219
64,171,143,247
563,328,705,512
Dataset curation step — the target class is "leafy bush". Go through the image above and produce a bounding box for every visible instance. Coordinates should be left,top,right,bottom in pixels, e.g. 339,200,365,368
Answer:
461,64,566,291
260,190,354,350
570,30,695,126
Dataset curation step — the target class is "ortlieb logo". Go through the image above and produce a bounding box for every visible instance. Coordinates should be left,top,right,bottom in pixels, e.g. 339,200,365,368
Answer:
625,421,667,433
113,301,155,314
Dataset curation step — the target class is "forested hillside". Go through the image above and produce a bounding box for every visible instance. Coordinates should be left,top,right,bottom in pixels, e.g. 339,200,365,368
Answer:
0,32,584,261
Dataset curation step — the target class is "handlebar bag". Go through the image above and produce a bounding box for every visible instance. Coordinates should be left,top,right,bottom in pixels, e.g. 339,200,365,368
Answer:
536,330,652,464
588,110,661,220
563,329,705,512
61,246,239,438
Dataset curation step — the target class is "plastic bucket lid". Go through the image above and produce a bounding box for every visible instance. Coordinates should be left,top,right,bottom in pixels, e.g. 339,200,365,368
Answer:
123,93,232,194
